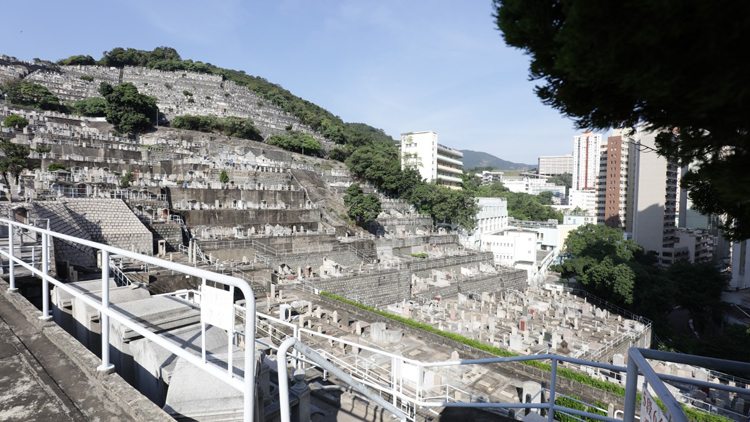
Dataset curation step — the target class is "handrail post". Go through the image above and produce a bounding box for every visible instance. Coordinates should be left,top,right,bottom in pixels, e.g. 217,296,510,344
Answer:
624,349,639,422
97,249,114,372
548,358,557,422
8,221,17,292
39,229,52,321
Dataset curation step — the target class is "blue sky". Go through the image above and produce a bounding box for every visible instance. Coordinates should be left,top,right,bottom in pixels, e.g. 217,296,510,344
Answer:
1,0,590,164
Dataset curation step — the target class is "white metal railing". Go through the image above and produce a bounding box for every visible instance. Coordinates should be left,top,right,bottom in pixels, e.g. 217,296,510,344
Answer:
624,349,750,422
4,219,748,422
0,218,257,422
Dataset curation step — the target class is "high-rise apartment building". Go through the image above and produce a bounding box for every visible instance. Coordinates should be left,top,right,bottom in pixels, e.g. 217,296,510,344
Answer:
401,131,463,190
630,126,679,266
596,129,636,230
538,154,573,176
572,131,602,191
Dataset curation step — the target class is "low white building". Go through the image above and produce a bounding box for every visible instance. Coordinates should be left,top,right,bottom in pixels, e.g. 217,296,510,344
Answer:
503,176,566,200
461,197,508,249
563,214,597,226
480,221,561,285
481,228,537,269
479,171,504,186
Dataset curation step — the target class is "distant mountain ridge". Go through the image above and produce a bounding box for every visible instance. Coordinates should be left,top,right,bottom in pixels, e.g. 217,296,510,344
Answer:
460,150,534,171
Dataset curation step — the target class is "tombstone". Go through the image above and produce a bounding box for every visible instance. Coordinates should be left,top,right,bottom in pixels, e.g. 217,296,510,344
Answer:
157,240,167,257
451,351,460,361
449,308,457,321
509,335,524,351
402,302,411,318
340,311,349,328
734,398,745,414
370,323,402,344
332,311,339,324
612,354,625,367
522,381,542,404
519,317,527,332
279,304,291,321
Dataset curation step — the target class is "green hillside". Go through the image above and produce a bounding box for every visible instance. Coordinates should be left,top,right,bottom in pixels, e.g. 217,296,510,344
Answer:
460,149,534,170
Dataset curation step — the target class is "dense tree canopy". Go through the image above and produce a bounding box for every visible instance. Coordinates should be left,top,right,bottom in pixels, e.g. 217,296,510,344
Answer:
494,0,750,240
462,177,563,223
267,131,321,156
0,141,32,187
171,114,263,141
553,224,729,343
57,54,96,66
546,173,572,195
3,114,28,130
73,97,107,117
98,82,157,134
344,184,382,224
1,79,62,111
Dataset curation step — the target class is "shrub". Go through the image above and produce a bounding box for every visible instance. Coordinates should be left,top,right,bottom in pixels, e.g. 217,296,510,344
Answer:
47,163,67,172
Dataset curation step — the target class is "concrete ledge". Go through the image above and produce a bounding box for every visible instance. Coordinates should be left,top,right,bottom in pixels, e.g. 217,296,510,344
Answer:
1,279,174,422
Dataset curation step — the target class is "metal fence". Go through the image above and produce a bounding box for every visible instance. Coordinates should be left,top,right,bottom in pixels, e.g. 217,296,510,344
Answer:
0,218,257,422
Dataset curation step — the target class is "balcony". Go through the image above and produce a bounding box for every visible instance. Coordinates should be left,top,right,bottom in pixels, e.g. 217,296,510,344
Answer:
437,143,463,159
437,173,462,184
436,154,463,167
437,164,463,175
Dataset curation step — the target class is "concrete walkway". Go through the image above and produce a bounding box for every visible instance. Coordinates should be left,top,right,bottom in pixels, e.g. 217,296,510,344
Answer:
0,279,171,422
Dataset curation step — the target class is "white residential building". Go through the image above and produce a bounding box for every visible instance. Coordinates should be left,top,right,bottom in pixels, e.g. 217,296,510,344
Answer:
568,189,598,214
538,154,573,176
401,131,463,190
461,197,509,249
572,131,602,191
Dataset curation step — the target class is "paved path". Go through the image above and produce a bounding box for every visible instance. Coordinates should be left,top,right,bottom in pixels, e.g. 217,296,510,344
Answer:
0,288,139,422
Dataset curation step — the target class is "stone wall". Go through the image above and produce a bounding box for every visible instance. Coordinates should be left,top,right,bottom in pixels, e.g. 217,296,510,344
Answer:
414,270,527,301
167,187,308,210
179,209,322,230
33,199,153,268
144,221,183,253
311,270,411,307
